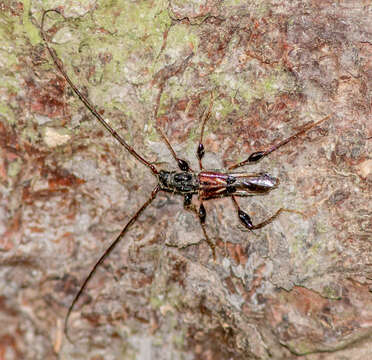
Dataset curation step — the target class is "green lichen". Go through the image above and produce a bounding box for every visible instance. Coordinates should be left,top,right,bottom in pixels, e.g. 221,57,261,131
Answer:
21,0,41,45
310,241,322,255
91,0,172,84
0,11,22,99
155,71,192,117
149,295,164,309
156,91,171,117
37,1,203,151
211,66,295,105
220,74,256,104
285,339,314,355
289,235,300,255
95,0,170,37
165,23,200,56
214,97,240,120
0,103,15,125
222,0,271,17
222,0,249,6
302,257,318,273
322,284,341,300
8,158,23,178
315,222,329,234
257,69,295,98
146,123,160,142
21,126,39,143
40,1,177,130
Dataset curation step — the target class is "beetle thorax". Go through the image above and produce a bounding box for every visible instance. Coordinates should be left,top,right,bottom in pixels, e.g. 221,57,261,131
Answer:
158,170,199,194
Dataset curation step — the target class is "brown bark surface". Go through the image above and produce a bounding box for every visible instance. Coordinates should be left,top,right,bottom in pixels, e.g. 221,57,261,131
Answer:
0,1,371,359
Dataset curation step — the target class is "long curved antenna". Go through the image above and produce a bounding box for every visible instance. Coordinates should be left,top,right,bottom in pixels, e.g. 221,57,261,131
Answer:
40,9,158,175
64,185,160,343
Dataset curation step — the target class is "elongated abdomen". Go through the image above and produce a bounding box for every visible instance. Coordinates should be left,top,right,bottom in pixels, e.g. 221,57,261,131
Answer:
198,171,278,200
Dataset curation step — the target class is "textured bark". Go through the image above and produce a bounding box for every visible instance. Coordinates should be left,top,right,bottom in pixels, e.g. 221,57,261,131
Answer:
0,0,371,359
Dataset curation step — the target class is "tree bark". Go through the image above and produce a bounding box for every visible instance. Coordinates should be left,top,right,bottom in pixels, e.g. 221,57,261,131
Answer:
0,0,371,359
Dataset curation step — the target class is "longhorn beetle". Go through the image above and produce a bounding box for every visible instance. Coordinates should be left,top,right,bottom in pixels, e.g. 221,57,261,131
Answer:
40,9,330,342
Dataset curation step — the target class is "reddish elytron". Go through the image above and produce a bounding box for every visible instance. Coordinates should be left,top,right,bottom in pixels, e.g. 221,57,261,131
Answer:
41,9,330,342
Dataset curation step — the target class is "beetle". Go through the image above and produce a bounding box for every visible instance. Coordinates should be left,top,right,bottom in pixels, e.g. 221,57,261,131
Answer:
40,9,330,341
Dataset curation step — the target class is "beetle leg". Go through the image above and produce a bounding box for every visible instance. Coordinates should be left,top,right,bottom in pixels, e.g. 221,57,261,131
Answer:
228,115,331,170
183,193,192,207
183,199,216,261
197,92,214,170
153,53,194,171
155,125,191,171
231,196,305,230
